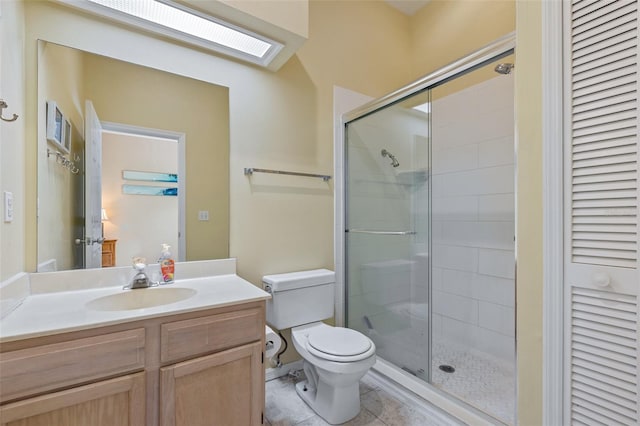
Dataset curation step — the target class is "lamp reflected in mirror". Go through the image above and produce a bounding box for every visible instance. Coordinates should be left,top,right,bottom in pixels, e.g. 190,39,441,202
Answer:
101,208,109,238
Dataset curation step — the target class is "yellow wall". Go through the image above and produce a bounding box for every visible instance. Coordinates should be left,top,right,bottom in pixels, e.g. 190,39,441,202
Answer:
5,1,544,423
409,0,515,78
515,1,543,424
219,0,309,38
82,52,230,262
37,42,84,271
20,1,412,281
0,0,26,281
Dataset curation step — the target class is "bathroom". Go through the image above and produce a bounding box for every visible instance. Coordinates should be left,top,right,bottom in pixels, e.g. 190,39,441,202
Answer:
1,1,638,426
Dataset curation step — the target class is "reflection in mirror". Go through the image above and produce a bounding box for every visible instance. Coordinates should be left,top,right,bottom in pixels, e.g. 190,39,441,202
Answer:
37,41,230,271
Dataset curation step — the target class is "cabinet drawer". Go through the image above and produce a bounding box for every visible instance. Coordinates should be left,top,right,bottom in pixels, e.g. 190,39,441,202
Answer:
161,308,262,363
0,329,145,402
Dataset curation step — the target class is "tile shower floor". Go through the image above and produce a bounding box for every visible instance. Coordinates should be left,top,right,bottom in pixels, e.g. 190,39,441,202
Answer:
431,339,515,425
265,372,463,426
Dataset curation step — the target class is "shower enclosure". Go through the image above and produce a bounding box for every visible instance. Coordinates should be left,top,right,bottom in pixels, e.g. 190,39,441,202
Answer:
341,36,516,424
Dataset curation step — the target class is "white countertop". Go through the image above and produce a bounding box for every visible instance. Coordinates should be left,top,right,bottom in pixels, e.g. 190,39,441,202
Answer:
0,274,270,343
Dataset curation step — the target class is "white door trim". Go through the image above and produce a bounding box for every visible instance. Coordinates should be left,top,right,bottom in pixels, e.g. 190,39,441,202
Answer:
333,86,374,327
541,0,565,424
100,121,186,262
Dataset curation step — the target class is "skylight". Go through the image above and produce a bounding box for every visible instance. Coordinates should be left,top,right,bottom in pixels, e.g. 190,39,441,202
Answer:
86,0,280,61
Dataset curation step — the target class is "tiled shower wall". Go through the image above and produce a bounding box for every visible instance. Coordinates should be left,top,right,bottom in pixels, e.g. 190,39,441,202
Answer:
431,75,515,361
346,107,429,334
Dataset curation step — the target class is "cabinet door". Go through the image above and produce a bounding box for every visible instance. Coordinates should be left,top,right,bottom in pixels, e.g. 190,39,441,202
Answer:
0,372,145,426
160,341,263,426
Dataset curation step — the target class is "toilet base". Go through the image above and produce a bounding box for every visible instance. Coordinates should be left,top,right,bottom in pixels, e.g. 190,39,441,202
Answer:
295,379,361,425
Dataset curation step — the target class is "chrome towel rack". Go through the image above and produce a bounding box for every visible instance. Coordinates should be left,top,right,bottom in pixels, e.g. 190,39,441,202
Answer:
244,167,331,182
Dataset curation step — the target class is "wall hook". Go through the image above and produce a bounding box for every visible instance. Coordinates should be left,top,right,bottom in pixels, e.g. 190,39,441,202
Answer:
0,99,19,122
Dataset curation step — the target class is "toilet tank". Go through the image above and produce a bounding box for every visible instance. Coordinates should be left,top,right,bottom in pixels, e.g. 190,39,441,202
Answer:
264,269,335,330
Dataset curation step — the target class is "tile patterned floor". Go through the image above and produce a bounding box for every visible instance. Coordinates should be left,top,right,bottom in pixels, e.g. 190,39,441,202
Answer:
265,372,464,426
431,340,515,425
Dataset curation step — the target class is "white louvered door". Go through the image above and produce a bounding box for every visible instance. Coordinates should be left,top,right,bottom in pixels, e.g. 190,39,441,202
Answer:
564,0,640,425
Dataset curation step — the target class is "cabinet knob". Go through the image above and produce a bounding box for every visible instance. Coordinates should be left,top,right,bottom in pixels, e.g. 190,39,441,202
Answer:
592,272,610,288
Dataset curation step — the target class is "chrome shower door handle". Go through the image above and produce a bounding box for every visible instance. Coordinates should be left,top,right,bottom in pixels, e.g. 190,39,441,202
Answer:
345,229,416,235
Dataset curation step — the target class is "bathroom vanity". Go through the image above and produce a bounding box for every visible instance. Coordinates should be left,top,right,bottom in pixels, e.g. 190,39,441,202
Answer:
0,260,270,426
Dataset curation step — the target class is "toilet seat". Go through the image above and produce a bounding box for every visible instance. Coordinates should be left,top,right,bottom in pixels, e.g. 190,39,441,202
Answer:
306,327,374,362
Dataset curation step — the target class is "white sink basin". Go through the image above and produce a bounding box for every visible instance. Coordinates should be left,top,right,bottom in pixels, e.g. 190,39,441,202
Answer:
86,287,197,311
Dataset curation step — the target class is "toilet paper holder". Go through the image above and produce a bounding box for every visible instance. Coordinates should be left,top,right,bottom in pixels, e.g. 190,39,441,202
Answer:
265,325,283,366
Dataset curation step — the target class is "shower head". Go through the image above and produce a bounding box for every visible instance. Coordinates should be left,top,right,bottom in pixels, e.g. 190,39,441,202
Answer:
494,63,514,75
381,149,400,168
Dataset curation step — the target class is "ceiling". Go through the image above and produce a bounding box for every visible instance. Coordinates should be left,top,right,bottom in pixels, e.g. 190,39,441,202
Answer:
384,0,431,16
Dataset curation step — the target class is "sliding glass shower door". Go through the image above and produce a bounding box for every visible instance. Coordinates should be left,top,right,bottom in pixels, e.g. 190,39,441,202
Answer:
343,53,516,425
345,89,431,380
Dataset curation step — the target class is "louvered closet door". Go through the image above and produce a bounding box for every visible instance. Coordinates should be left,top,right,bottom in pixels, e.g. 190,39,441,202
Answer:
565,0,640,425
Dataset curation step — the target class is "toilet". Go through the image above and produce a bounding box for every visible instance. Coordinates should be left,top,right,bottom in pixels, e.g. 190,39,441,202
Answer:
264,269,376,425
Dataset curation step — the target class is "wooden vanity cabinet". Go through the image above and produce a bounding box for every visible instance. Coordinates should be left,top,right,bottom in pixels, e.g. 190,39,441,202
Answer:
160,342,263,426
158,306,265,426
0,372,146,426
0,301,266,426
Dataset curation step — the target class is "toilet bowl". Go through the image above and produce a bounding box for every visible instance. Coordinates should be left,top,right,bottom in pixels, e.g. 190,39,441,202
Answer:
264,269,377,425
291,322,376,424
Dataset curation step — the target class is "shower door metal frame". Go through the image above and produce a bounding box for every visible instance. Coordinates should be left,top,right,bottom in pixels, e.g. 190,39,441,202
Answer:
339,31,516,425
343,31,516,123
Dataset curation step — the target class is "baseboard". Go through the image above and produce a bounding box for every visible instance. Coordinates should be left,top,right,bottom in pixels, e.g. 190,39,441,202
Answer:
265,360,304,381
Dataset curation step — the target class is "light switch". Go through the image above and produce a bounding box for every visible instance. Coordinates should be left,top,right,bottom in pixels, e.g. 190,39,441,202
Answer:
4,191,14,222
198,210,209,221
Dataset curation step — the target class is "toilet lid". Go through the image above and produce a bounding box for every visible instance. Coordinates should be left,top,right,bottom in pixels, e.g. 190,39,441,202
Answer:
307,327,372,357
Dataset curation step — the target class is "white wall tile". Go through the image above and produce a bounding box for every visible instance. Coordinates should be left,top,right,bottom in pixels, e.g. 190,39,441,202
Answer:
479,301,515,336
478,137,514,168
432,108,514,149
431,174,446,198
433,291,479,324
432,267,444,291
478,249,515,279
436,166,514,197
436,221,514,250
432,313,443,338
432,76,513,123
475,327,516,361
440,317,477,349
432,244,478,272
432,144,478,174
432,196,478,221
347,75,515,365
367,309,412,334
439,268,474,296
478,193,515,222
473,274,515,307
438,269,515,308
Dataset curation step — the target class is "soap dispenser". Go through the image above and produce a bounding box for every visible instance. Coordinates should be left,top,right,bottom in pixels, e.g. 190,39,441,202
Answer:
159,244,175,283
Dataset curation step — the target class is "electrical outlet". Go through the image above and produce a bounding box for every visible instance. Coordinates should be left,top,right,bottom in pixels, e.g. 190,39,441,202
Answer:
198,210,209,221
4,191,14,222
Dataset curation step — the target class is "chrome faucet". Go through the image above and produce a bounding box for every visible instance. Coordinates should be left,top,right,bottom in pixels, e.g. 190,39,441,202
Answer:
125,258,157,290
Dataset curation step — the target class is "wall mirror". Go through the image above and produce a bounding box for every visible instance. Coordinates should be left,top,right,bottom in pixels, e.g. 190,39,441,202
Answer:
37,40,230,271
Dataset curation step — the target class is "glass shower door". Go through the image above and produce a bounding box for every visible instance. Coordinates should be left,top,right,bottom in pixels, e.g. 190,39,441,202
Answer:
344,90,431,380
343,47,516,425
